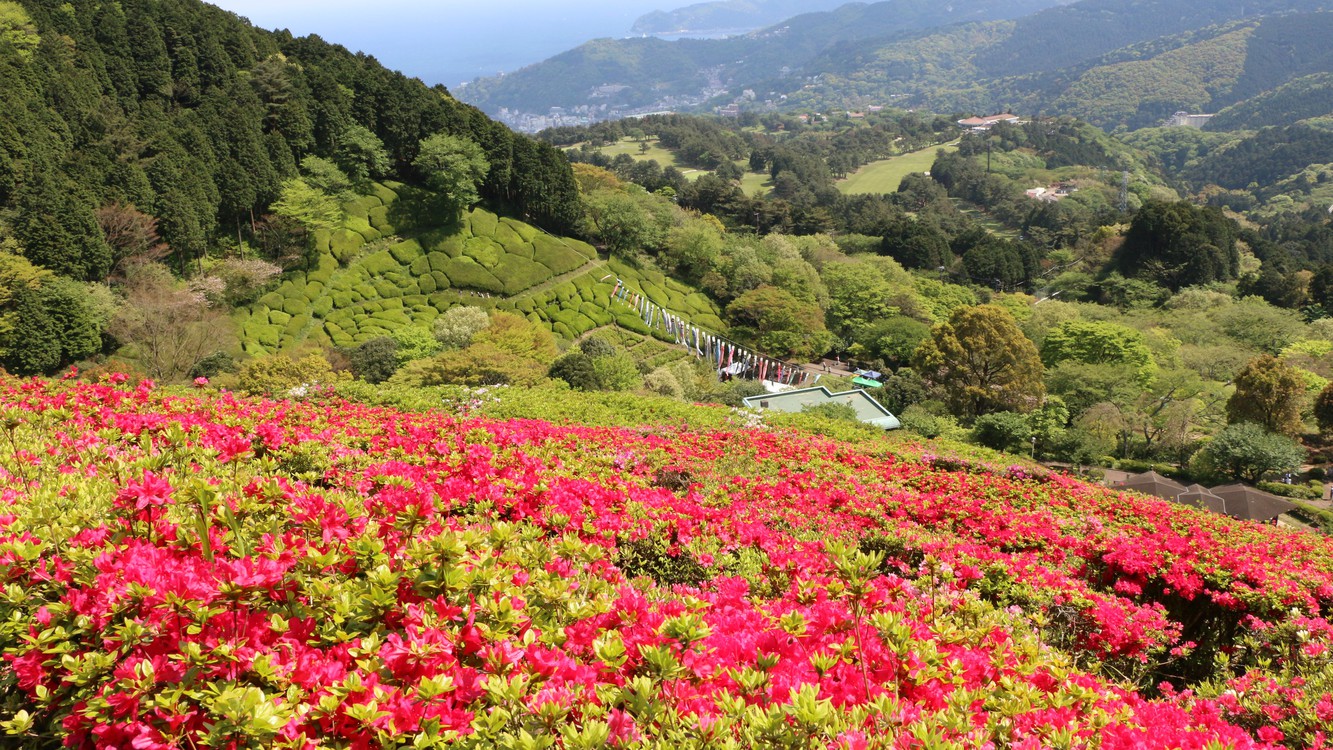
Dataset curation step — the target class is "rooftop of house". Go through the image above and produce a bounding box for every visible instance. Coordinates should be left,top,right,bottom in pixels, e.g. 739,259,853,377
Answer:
743,387,901,430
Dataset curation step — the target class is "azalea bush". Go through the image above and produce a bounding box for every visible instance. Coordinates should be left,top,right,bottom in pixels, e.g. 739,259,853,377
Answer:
0,374,1330,748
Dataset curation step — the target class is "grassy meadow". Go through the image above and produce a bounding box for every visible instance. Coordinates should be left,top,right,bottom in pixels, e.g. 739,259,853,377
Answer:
837,141,959,194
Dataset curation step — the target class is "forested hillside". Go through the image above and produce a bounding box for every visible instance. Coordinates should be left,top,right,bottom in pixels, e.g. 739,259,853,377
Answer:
461,0,1333,128
459,0,1066,116
787,5,1333,130
0,0,579,374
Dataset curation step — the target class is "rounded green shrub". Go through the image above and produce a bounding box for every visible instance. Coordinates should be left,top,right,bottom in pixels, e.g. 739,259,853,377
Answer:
493,221,525,251
360,251,400,276
502,217,538,242
282,297,310,316
284,313,311,338
468,208,498,237
462,237,504,269
616,314,652,335
443,257,503,293
494,256,553,295
389,240,424,265
329,229,364,263
369,182,398,204
256,325,282,348
312,228,333,255
532,235,586,274
368,206,393,233
371,279,401,298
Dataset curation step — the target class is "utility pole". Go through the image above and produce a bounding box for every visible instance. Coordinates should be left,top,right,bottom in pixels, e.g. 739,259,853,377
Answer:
1119,170,1129,213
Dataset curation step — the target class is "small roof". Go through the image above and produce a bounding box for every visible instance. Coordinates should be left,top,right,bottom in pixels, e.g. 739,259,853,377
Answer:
1115,471,1188,500
1175,484,1224,511
742,386,901,430
852,376,884,388
1209,484,1298,522
854,369,883,379
957,114,1018,126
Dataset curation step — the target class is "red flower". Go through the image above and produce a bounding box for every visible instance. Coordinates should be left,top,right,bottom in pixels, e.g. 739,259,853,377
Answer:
115,471,174,511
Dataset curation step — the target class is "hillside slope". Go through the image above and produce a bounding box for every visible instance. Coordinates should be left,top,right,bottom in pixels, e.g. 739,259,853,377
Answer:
788,3,1333,129
1,375,1331,747
459,0,1067,118
236,182,724,355
0,0,581,277
461,0,1333,134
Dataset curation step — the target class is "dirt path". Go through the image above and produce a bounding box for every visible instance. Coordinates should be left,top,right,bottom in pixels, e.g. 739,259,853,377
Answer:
507,256,608,302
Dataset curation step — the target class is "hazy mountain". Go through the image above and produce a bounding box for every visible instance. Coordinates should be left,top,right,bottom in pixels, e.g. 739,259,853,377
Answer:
458,0,1070,123
631,0,850,36
463,0,1333,133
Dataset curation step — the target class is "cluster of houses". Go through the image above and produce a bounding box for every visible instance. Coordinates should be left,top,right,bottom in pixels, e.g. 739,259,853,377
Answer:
1112,471,1298,524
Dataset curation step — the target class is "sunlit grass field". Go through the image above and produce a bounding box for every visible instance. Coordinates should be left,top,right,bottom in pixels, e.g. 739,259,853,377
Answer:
836,141,958,194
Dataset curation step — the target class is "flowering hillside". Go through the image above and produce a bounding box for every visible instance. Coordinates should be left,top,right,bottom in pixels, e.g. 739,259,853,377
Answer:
0,375,1330,749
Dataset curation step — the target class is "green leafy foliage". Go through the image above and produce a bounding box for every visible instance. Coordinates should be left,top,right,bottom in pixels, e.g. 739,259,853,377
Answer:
914,304,1046,419
971,411,1034,453
347,337,400,384
412,133,490,217
1040,320,1156,383
1227,355,1308,436
237,352,346,396
1317,382,1333,437
1197,422,1306,484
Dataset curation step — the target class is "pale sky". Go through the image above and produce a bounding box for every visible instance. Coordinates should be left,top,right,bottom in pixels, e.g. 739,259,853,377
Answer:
207,0,673,87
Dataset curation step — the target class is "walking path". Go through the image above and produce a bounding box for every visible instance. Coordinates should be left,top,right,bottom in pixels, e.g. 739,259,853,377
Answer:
507,256,607,302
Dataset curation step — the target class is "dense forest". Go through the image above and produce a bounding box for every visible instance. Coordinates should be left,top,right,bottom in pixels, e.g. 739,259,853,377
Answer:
0,0,580,374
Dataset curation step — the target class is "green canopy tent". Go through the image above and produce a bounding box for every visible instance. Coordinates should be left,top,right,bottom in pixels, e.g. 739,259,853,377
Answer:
852,376,883,389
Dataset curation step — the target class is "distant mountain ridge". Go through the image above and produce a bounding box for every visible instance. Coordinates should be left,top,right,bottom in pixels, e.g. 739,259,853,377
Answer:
630,0,848,35
459,0,1070,122
462,0,1333,134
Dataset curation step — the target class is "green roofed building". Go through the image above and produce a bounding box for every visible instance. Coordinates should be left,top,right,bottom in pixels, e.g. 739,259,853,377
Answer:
743,387,901,430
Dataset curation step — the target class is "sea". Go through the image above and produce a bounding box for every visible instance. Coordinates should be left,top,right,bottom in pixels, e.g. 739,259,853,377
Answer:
209,0,690,89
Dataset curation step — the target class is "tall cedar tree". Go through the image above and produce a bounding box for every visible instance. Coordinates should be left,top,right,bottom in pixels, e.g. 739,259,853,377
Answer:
1116,201,1239,291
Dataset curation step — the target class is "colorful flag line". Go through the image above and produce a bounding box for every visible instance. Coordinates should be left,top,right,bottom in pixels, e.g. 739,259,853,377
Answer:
602,276,812,387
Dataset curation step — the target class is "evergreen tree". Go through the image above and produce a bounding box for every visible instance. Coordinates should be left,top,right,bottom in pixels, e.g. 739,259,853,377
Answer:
1117,201,1239,290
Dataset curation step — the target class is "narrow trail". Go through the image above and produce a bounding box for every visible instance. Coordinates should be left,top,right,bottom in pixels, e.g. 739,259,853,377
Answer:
507,256,607,301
